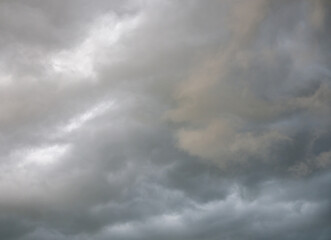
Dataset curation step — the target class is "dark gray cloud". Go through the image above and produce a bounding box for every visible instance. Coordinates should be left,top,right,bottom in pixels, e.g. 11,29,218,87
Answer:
0,0,330,240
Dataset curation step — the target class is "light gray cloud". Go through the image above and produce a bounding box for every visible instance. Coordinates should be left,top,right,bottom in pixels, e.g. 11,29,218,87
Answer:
0,0,330,240
169,0,331,174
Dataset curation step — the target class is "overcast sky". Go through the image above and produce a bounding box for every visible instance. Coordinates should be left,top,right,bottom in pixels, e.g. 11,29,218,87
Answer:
0,0,330,239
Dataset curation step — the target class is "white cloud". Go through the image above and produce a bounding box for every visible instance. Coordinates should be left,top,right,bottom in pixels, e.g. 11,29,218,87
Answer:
10,144,71,167
54,100,116,137
49,13,141,81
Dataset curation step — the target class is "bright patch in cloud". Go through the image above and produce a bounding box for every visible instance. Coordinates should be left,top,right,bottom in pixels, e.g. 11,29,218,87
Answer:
0,70,13,87
50,14,140,80
13,144,71,167
56,100,116,136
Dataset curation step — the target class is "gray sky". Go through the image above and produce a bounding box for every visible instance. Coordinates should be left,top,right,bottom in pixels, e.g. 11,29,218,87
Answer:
0,0,330,239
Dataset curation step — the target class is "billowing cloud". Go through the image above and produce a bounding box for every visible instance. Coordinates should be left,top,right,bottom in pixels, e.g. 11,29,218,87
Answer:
169,0,331,175
0,0,330,240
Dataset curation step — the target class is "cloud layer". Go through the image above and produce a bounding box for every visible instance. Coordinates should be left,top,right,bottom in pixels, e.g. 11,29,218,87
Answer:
0,0,330,239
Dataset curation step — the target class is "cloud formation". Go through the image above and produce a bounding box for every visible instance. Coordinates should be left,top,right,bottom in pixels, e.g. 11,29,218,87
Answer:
0,0,330,240
169,0,331,174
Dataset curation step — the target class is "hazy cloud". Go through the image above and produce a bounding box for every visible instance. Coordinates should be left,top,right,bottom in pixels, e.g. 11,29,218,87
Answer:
0,0,330,239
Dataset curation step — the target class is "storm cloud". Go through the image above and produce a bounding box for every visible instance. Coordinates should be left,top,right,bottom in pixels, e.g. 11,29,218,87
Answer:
0,0,330,240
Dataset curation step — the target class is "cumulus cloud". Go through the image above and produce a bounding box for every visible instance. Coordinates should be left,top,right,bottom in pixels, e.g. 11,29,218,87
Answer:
0,0,330,240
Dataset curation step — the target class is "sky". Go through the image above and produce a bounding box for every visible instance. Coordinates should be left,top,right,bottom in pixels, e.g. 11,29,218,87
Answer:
0,0,330,239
